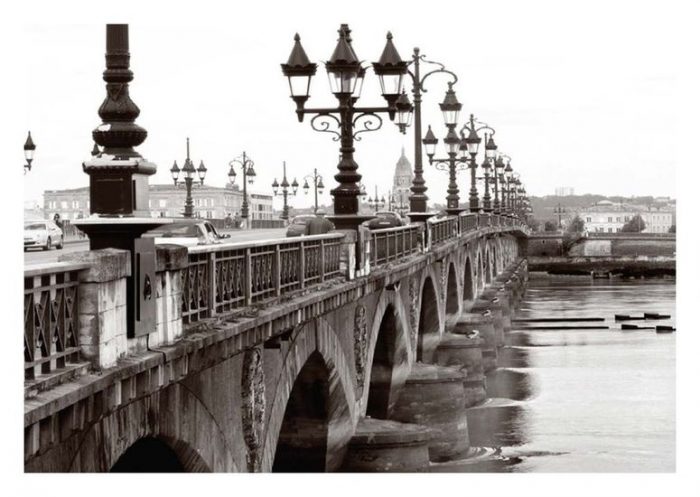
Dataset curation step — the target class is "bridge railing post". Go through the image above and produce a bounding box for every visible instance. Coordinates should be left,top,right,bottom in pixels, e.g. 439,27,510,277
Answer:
245,247,253,306
298,240,306,289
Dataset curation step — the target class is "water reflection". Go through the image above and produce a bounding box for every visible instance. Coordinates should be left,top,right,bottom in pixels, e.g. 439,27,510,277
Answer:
432,277,675,472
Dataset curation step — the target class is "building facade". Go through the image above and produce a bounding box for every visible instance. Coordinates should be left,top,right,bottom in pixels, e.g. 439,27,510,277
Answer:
391,147,413,213
43,184,274,222
555,187,575,196
577,200,674,234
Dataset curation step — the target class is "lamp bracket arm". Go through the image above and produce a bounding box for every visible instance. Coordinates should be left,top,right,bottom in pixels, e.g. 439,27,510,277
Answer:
310,113,342,141
419,67,458,93
352,112,383,141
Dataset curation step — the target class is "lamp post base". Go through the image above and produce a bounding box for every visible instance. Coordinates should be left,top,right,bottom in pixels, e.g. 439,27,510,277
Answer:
407,212,438,224
327,214,376,232
444,207,467,216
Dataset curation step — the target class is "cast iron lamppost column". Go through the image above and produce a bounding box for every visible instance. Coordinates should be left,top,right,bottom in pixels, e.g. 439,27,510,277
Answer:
281,25,413,232
498,154,512,215
75,24,169,339
422,83,469,215
492,153,504,214
272,161,298,221
461,114,495,212
228,152,256,227
170,137,207,218
369,185,385,213
404,48,458,221
302,168,325,214
24,131,36,173
480,133,498,212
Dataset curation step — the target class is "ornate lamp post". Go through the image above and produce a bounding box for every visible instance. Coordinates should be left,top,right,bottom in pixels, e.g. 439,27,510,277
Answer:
403,48,458,219
24,131,36,173
302,168,325,214
281,24,413,231
423,83,470,215
368,185,385,213
498,154,512,215
228,152,256,227
170,137,207,218
460,114,496,212
272,161,298,221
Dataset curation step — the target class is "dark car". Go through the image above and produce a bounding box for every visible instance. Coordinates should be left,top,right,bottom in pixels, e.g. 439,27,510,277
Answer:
365,211,404,230
286,214,335,237
143,219,231,246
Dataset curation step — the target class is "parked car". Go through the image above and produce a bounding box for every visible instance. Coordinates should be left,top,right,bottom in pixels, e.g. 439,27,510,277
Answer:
286,215,318,237
143,220,231,247
364,211,405,230
24,220,64,251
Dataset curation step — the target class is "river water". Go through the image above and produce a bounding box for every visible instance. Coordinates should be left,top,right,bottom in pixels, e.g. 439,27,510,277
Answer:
433,276,676,472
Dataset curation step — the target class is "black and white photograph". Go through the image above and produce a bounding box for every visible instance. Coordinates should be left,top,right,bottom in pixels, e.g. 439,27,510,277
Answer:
6,0,699,495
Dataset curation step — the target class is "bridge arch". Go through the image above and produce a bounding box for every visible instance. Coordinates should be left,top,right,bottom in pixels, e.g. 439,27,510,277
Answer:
484,243,492,285
68,382,236,472
262,318,355,472
476,251,484,292
463,256,474,302
363,292,411,419
417,274,441,363
445,262,460,329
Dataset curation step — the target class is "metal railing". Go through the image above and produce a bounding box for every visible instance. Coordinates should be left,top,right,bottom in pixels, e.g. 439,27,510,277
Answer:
368,224,423,268
183,233,345,323
478,213,491,227
429,216,459,245
460,213,478,232
24,262,89,380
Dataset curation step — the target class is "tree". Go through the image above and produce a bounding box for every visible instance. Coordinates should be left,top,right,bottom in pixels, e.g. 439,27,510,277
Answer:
621,214,645,232
543,220,558,232
526,218,541,232
566,215,585,233
668,225,676,233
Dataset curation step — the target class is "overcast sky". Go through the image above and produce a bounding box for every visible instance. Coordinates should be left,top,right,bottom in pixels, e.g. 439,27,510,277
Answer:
19,0,680,213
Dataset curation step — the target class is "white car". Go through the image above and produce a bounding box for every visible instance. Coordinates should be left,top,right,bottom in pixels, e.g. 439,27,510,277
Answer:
143,220,231,247
24,220,64,251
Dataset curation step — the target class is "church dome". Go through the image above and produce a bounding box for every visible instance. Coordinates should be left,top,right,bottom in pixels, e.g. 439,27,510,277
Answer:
393,147,413,182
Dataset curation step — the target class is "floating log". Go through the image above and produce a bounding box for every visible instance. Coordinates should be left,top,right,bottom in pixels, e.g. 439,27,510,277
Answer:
656,325,676,333
620,324,654,330
644,312,671,320
515,325,609,330
614,314,645,321
512,317,605,323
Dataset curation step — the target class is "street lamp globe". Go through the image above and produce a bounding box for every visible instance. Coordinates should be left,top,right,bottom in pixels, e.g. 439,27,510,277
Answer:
291,178,299,195
485,134,498,159
325,28,362,95
439,83,462,128
228,164,237,184
465,127,481,156
303,179,310,194
197,160,207,184
422,125,438,159
183,158,196,180
372,32,409,107
247,164,256,184
272,178,280,195
317,178,325,195
170,160,180,184
395,91,414,133
281,34,318,104
444,127,461,156
24,131,36,171
458,135,469,160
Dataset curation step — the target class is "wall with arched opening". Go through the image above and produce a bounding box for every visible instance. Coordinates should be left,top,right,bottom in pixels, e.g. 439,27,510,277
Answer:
463,256,474,302
417,275,441,363
261,318,355,473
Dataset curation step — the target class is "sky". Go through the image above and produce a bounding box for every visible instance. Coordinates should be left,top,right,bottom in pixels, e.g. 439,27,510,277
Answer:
18,0,681,215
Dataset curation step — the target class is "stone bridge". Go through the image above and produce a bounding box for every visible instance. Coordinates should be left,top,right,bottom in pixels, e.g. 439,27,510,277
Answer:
24,213,529,472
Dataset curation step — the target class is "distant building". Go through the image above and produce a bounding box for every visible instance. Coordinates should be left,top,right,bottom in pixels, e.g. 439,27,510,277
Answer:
391,147,413,213
555,187,574,196
577,200,674,233
43,183,274,222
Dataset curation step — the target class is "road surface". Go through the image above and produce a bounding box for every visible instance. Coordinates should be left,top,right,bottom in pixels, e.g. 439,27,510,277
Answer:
24,228,287,266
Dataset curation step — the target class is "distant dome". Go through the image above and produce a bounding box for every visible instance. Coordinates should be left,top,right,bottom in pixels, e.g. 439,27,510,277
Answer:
596,200,614,206
393,147,413,181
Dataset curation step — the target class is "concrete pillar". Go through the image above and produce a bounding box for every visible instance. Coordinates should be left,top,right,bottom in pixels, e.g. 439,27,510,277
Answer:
342,418,434,472
453,313,498,372
390,363,470,462
154,245,189,346
434,333,487,407
59,249,130,370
